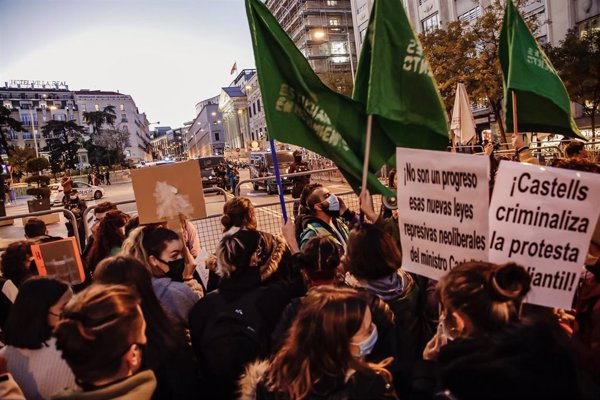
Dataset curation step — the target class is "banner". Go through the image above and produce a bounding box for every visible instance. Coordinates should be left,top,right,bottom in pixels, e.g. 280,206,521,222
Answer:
396,148,489,280
489,162,600,309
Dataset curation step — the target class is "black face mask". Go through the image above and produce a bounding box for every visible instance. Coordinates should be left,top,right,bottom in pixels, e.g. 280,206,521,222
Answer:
157,257,185,282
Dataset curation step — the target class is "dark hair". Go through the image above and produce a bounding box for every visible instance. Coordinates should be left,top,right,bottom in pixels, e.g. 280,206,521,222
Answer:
0,241,33,287
216,229,261,278
94,201,117,215
343,223,401,280
565,141,585,157
300,183,323,210
221,197,256,231
550,157,600,174
54,284,144,385
296,236,341,284
4,277,69,349
439,262,531,335
388,169,397,189
86,210,130,271
94,256,184,368
141,226,180,258
266,286,392,400
24,218,47,238
124,216,140,238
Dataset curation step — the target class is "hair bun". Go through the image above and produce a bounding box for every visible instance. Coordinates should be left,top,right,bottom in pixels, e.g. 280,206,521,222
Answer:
490,263,531,301
221,214,232,227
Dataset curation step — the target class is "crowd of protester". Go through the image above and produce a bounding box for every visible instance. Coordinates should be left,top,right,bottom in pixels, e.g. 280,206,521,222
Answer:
0,135,599,399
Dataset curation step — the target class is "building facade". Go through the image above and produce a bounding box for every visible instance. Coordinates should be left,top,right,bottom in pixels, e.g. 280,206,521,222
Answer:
0,81,84,160
74,90,152,163
245,73,268,151
350,0,600,135
219,70,256,157
187,96,225,158
265,0,357,78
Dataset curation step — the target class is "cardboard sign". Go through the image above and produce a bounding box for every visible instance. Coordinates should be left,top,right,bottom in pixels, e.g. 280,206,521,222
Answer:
131,160,207,224
489,162,600,309
30,237,86,285
396,148,490,280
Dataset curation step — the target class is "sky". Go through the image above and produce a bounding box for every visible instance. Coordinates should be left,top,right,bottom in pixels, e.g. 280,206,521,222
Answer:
0,0,257,128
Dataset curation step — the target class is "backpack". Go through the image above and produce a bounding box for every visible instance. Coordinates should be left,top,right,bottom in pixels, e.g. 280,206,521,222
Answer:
200,288,268,377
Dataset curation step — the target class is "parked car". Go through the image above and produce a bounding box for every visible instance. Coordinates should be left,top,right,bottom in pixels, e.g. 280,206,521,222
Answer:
249,151,295,194
197,156,225,188
49,181,106,205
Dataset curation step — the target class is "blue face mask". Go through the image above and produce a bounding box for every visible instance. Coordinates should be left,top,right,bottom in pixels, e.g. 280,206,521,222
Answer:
327,193,340,211
352,323,378,358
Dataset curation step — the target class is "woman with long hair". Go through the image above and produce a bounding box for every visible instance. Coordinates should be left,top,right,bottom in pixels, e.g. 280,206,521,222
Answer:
85,210,130,272
211,197,300,293
240,286,398,400
0,277,77,399
94,256,198,399
120,225,200,326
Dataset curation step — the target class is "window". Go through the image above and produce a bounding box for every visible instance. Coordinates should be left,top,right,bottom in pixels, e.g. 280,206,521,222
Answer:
328,17,340,26
253,102,257,115
326,0,337,5
331,41,347,55
82,104,87,112
458,7,482,25
120,103,125,111
248,106,252,117
422,13,440,34
121,113,127,122
215,132,220,141
94,104,100,111
579,15,600,38
257,99,261,112
69,114,76,121
3,101,11,109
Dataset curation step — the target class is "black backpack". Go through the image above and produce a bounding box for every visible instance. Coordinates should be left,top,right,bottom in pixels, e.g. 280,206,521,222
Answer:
200,288,268,377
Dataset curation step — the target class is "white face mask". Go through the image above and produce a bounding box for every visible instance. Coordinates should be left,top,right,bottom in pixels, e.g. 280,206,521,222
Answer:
351,323,378,358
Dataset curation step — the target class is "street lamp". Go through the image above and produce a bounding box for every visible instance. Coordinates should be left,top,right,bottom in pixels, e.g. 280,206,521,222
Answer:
313,29,326,40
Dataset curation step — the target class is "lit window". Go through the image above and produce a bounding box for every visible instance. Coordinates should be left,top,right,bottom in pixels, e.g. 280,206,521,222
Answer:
94,104,100,111
326,0,337,5
331,41,346,55
120,104,125,111
329,17,340,26
422,13,440,34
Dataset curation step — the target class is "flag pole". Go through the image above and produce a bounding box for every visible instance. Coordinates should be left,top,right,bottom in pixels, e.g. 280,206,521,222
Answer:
361,114,373,194
269,139,288,222
511,91,519,148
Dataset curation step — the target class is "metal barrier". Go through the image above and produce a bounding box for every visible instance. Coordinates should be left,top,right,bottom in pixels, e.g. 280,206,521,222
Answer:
234,168,339,196
81,187,229,236
0,208,82,251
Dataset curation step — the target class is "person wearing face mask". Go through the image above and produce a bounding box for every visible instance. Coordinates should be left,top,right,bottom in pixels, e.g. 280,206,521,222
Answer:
189,228,296,400
52,284,156,400
121,226,201,327
297,183,354,252
239,286,398,400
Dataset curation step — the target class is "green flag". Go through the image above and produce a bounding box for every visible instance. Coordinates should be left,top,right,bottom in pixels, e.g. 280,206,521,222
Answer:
499,0,583,138
353,0,449,152
245,0,393,196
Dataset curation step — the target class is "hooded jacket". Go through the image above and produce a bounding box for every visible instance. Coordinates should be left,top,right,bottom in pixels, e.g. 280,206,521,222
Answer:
51,370,157,400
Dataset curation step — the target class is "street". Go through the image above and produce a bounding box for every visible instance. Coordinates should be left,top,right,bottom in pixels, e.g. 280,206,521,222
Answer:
0,169,352,248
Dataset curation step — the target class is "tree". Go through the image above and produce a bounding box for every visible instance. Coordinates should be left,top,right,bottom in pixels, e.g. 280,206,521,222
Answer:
544,29,600,139
41,120,86,171
420,21,479,114
0,105,24,159
420,0,536,147
95,126,131,164
25,157,51,200
83,105,117,137
8,147,36,181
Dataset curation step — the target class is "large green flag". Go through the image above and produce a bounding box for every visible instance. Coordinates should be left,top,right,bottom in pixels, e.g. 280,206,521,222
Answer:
353,0,449,152
245,0,393,196
499,0,584,138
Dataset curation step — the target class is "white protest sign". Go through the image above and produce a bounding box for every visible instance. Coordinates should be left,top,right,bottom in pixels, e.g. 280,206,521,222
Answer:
489,162,600,309
396,148,489,280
